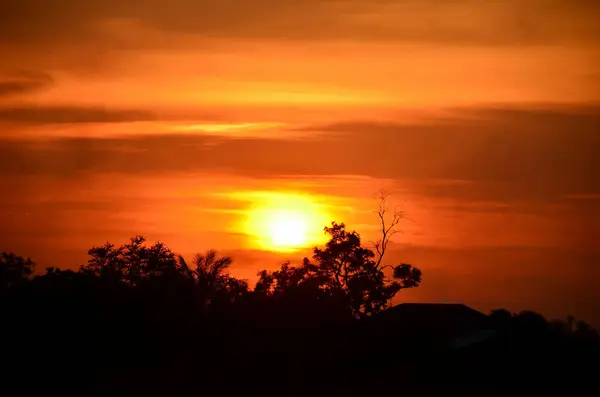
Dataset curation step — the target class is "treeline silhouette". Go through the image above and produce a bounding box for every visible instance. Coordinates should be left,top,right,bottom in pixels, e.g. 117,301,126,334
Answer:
2,221,598,395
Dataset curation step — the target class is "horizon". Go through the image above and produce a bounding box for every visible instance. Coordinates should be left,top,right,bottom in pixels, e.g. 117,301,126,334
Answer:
1,0,599,326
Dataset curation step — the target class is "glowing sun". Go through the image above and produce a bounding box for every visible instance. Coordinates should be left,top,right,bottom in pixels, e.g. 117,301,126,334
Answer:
243,192,331,252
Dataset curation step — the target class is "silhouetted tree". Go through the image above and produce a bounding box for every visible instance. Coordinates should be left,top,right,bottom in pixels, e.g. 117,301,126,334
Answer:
257,221,421,318
256,260,322,296
0,252,35,289
193,250,232,287
81,235,191,286
567,314,575,333
192,250,249,307
514,310,548,332
490,308,514,330
255,192,421,318
4,230,600,394
549,318,570,335
254,259,347,315
574,320,599,340
314,222,421,317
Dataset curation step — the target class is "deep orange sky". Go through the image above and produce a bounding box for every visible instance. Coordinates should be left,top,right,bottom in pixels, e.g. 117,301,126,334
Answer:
1,0,599,324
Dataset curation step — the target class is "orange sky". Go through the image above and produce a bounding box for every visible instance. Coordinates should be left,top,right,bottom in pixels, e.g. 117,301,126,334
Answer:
1,0,599,324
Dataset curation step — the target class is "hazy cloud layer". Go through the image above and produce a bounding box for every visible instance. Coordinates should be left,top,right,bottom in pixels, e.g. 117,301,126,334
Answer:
0,106,156,124
0,71,54,97
1,104,597,202
1,0,598,47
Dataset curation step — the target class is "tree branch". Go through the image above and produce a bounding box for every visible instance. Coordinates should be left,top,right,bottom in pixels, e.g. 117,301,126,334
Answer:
373,190,404,269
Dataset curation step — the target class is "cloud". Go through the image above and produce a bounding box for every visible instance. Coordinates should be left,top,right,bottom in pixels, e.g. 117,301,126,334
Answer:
309,104,600,188
0,103,598,204
0,105,156,124
0,71,53,97
0,0,598,48
563,193,600,201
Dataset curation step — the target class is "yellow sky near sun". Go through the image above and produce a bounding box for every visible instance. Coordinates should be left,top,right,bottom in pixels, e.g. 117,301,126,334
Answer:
4,170,583,258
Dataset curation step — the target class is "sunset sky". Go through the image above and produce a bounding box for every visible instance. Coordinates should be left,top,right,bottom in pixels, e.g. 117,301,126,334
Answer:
1,1,599,324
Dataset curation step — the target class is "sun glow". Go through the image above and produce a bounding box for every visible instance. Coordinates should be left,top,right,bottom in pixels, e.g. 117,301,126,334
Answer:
243,192,331,252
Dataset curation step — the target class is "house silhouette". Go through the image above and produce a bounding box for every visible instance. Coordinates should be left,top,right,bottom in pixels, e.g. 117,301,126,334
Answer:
366,303,497,353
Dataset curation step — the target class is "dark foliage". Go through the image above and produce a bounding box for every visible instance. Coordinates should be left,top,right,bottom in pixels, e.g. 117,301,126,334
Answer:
0,251,35,289
1,225,598,395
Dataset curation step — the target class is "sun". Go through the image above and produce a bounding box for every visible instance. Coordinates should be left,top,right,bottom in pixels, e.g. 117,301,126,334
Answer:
243,192,331,252
264,209,310,248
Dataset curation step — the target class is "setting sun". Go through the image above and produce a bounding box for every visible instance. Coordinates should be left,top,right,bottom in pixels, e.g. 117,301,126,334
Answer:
265,210,309,249
242,192,331,252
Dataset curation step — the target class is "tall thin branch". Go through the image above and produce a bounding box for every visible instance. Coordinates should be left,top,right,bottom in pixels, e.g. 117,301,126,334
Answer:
373,190,403,268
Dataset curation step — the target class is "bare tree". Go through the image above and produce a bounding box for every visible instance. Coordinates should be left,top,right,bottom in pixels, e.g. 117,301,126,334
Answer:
372,189,404,269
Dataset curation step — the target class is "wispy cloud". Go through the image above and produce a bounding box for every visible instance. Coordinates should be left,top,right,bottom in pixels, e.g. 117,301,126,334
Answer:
0,71,53,97
1,104,598,204
0,105,156,124
563,193,600,200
